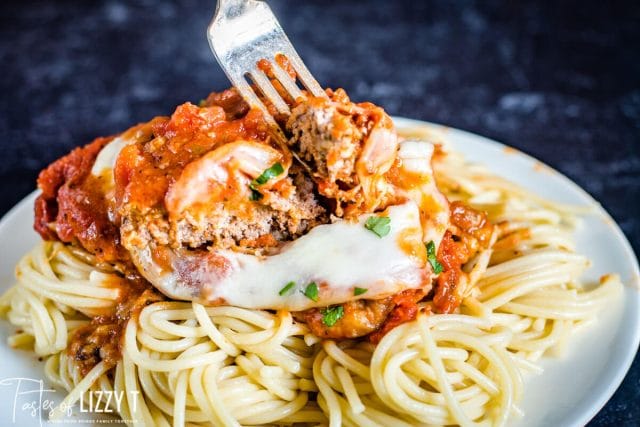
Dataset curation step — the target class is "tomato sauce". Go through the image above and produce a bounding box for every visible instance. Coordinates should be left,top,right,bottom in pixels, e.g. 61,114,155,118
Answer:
34,136,128,264
433,201,494,313
115,102,272,215
69,283,163,375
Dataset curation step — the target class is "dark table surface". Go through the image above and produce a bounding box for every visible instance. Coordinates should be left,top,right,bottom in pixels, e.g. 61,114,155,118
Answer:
1,0,639,425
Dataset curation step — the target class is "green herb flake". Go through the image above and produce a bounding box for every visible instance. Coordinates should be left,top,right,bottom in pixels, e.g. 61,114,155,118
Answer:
249,188,263,201
426,240,444,275
364,216,391,238
251,162,284,189
279,281,296,296
198,99,207,107
303,282,319,302
321,305,344,327
354,287,368,296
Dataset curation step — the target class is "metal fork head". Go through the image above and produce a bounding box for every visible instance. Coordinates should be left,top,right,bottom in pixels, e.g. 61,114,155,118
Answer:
207,0,326,127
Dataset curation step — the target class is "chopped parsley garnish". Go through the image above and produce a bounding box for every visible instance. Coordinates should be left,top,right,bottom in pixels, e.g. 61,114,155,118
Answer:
249,188,263,201
279,281,296,296
248,162,284,201
354,287,368,296
198,99,207,107
321,306,344,327
250,162,284,189
303,282,319,302
364,216,391,238
426,240,443,275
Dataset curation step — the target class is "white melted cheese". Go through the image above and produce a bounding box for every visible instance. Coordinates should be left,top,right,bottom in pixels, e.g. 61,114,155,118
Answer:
130,201,428,311
397,139,450,246
398,139,434,173
206,201,426,310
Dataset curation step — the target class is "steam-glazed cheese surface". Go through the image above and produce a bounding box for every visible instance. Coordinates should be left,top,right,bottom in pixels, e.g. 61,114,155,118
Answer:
130,201,430,311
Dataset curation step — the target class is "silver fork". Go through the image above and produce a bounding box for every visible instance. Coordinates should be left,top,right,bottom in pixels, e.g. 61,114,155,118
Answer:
207,0,327,129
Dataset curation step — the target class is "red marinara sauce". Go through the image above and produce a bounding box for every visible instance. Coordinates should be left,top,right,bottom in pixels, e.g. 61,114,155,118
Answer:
433,201,494,314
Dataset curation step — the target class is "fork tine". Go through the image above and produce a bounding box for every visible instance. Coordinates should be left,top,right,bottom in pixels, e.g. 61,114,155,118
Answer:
249,69,291,115
270,63,304,102
226,73,277,126
284,52,326,98
208,0,328,126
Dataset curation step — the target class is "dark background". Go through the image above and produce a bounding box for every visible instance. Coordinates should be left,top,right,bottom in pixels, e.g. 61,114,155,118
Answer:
1,0,638,425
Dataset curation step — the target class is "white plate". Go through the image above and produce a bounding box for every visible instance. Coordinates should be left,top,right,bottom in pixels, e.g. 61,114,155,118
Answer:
0,118,638,427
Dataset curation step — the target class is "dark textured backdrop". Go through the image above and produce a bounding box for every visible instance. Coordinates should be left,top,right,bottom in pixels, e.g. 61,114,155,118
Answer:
1,0,638,425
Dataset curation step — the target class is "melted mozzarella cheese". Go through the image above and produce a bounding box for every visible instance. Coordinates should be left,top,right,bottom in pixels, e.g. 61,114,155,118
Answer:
397,139,450,246
398,139,435,173
212,202,427,310
130,201,430,311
